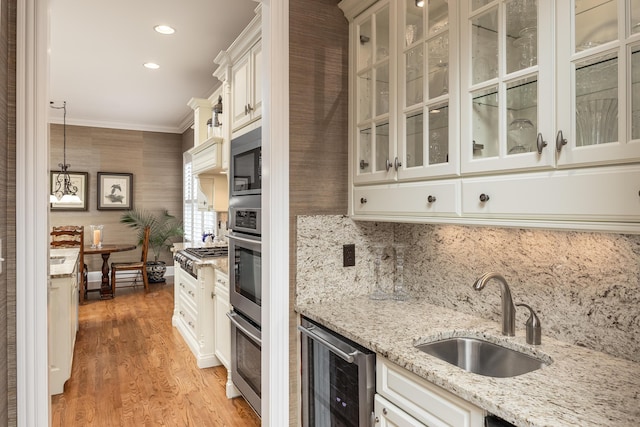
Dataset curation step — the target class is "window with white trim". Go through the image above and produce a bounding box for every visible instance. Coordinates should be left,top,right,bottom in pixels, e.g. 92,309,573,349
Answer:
183,152,216,243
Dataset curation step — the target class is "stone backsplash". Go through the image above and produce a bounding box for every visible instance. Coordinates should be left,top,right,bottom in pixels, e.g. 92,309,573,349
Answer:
296,215,640,363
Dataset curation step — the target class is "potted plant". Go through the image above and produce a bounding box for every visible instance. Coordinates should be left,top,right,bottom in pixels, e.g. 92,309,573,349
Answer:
120,209,184,282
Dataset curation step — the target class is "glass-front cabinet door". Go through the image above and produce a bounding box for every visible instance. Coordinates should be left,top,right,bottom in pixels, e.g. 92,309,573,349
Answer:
353,0,396,184
398,0,459,180
556,0,640,166
460,0,555,174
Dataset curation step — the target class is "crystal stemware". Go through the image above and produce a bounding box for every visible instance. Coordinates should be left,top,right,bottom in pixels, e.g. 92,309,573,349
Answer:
392,243,410,301
369,244,388,300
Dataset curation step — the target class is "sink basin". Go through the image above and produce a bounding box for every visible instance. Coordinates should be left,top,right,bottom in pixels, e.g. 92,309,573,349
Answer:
415,337,548,378
50,256,66,265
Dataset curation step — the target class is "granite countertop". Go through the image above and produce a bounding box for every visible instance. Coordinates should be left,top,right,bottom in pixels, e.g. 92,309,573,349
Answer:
296,296,640,427
50,248,80,278
195,257,228,275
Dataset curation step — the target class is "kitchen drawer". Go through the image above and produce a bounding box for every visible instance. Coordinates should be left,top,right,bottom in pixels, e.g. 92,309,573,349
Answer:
177,274,198,306
461,164,640,222
375,394,425,427
354,180,461,218
177,295,198,339
377,357,484,427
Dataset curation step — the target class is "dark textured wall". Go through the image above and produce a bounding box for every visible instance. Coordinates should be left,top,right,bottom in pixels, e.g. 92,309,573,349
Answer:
1,0,17,425
49,125,184,267
289,0,349,424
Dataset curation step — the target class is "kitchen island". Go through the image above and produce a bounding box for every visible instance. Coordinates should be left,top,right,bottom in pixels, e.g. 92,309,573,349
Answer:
296,296,640,427
49,248,80,395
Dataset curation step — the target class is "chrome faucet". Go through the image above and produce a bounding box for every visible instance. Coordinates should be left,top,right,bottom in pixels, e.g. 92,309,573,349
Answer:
472,272,516,336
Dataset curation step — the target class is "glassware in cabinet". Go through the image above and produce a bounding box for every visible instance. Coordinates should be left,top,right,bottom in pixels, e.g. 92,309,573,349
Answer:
556,0,640,166
354,1,395,183
461,0,554,174
399,0,457,180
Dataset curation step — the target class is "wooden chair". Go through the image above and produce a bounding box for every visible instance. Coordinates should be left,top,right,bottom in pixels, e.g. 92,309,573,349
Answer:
50,225,88,303
110,226,150,296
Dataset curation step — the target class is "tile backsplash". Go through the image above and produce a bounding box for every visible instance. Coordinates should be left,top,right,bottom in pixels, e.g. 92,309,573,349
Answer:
296,215,640,363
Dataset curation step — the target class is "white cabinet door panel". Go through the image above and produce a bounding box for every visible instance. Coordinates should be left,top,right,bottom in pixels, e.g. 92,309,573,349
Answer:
462,165,640,222
354,180,460,217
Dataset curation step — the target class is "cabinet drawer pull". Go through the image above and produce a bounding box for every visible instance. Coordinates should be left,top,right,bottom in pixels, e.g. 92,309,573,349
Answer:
394,157,402,171
188,290,195,297
536,132,547,154
179,310,185,317
385,158,392,172
244,105,248,115
360,197,367,204
479,193,490,202
427,195,436,203
247,103,253,112
556,130,567,152
188,321,194,329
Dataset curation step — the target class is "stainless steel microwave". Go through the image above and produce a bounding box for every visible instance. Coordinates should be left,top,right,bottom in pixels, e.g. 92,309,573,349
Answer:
230,127,261,197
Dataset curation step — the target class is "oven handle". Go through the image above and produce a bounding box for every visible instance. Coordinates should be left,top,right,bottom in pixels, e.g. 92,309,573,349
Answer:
227,311,262,345
297,324,358,364
227,233,261,245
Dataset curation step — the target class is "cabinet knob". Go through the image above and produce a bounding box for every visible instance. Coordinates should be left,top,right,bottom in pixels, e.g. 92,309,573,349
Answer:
427,195,436,203
360,197,367,204
556,130,568,153
536,133,547,154
479,193,490,202
385,159,392,172
382,408,388,415
394,157,402,171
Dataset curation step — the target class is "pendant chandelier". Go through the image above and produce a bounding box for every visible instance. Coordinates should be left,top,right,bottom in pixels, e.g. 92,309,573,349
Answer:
50,101,81,204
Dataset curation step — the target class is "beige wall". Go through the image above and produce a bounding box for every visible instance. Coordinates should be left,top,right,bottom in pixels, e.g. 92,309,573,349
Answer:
289,0,349,424
49,124,184,270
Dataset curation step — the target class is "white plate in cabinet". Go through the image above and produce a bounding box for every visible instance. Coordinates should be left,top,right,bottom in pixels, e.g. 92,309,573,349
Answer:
461,164,640,224
353,181,461,217
377,357,485,427
375,395,426,427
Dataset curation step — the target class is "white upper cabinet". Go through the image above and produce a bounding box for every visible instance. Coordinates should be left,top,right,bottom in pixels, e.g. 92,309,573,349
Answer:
341,0,640,230
349,0,460,185
460,0,555,175
555,0,640,167
231,40,262,132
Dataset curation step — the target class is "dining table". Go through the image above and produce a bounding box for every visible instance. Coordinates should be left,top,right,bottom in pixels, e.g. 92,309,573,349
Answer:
84,244,137,299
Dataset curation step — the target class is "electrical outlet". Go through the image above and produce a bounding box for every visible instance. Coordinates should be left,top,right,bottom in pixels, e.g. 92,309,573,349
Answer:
343,244,355,267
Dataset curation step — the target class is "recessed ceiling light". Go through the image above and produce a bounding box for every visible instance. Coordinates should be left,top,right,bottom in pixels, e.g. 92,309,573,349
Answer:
154,25,175,35
144,62,160,70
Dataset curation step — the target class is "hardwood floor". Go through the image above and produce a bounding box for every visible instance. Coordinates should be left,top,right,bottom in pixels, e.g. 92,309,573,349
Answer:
51,281,261,426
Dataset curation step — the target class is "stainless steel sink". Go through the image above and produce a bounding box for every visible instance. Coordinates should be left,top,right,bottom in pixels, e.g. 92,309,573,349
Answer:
415,337,548,378
50,256,66,265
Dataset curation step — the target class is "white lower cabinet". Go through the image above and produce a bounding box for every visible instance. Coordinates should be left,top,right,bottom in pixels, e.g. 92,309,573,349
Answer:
213,270,240,398
376,357,485,427
172,263,219,368
49,255,79,395
375,395,425,427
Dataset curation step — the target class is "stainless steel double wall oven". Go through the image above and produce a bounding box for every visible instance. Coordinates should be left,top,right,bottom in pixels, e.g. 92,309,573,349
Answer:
227,126,262,416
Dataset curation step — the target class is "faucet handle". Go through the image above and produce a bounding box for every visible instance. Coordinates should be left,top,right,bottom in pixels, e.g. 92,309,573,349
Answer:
516,303,541,345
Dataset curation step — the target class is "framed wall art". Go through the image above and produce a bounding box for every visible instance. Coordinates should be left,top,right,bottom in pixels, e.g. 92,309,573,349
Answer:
97,172,133,210
50,171,89,211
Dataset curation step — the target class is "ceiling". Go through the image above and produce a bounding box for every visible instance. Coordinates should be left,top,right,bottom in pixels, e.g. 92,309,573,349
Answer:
49,0,258,133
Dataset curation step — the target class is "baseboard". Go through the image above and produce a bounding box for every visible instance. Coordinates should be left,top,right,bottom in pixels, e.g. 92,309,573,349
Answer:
86,265,174,289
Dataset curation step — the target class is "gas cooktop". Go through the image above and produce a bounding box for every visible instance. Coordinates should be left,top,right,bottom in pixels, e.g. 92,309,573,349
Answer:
183,246,228,259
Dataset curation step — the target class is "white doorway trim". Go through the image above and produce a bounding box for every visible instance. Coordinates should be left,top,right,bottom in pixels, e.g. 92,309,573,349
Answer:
260,0,290,425
16,0,52,425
